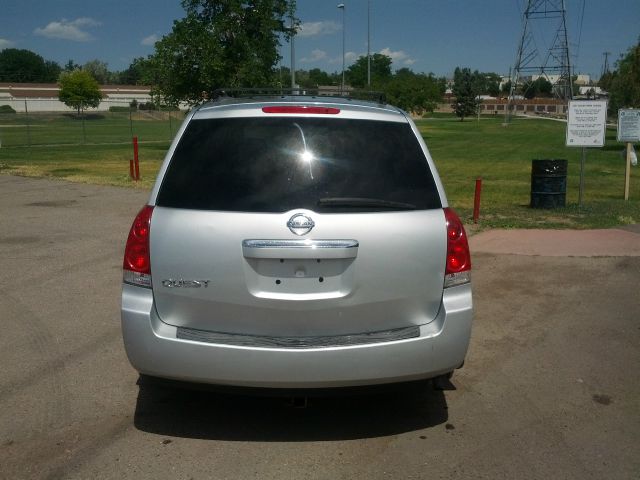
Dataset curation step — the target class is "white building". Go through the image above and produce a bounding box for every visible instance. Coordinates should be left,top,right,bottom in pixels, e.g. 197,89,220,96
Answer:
0,83,153,112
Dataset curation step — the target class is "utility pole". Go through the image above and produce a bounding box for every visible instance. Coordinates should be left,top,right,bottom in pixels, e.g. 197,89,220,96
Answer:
601,51,611,79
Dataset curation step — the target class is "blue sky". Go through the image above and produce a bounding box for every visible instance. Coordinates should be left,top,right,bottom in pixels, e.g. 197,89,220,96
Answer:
1,1,638,80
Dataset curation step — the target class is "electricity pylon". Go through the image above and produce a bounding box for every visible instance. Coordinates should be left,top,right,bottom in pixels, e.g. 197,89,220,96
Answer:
506,0,573,121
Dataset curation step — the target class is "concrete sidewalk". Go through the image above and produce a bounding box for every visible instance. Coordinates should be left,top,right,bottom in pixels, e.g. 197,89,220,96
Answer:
469,225,640,257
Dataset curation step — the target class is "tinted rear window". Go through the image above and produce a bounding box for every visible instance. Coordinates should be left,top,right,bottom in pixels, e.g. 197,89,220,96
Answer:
156,117,441,212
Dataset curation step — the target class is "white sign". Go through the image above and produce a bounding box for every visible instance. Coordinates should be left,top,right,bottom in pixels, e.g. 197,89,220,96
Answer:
617,109,640,142
566,100,607,147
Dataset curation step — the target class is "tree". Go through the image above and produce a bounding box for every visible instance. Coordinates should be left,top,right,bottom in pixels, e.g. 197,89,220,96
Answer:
598,70,614,91
522,77,553,99
0,48,61,82
346,53,392,88
82,59,110,84
485,73,502,97
462,70,502,97
606,39,640,113
452,67,480,121
308,68,334,86
148,0,296,105
384,68,445,114
274,65,291,87
294,69,311,88
58,70,103,115
64,60,80,71
118,57,153,85
43,60,62,83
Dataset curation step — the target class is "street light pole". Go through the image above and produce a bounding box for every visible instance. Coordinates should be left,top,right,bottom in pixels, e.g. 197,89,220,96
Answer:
290,14,296,89
338,3,345,93
367,0,371,88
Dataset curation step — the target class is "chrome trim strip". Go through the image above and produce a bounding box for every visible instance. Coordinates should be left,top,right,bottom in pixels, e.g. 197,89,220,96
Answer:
243,239,358,249
176,325,420,349
242,239,359,259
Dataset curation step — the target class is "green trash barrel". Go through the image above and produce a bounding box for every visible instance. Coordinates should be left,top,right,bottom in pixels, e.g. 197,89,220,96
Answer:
530,159,567,209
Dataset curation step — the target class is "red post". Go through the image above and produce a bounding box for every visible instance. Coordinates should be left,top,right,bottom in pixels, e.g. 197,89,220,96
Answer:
133,136,140,181
473,177,482,224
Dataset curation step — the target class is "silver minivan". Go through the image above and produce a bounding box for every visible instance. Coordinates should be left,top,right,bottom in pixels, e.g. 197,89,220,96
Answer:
121,94,472,390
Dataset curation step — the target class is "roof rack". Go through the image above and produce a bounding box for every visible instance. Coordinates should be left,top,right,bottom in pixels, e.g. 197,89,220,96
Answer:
211,87,386,104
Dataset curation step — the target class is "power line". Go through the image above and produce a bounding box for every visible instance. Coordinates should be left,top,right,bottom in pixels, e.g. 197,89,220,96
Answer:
573,0,586,72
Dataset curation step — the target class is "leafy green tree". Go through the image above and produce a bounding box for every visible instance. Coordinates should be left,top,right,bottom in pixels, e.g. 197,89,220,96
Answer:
598,70,614,91
274,65,291,87
0,48,60,82
64,59,80,71
384,68,445,114
41,61,61,82
58,70,103,115
346,53,392,88
607,40,640,113
486,72,501,97
522,77,553,99
308,68,334,86
83,59,110,84
472,72,501,97
293,68,338,88
149,0,297,104
294,69,311,88
118,57,153,85
522,81,535,99
536,77,553,97
466,70,501,97
452,67,480,121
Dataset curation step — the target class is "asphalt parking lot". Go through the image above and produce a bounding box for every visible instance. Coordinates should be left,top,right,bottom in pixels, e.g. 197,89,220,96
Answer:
1,175,639,479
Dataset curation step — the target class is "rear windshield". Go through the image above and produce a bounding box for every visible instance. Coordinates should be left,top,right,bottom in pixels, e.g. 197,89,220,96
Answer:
156,116,441,212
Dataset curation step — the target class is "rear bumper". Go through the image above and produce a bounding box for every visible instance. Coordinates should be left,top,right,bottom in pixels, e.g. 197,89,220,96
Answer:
121,284,472,389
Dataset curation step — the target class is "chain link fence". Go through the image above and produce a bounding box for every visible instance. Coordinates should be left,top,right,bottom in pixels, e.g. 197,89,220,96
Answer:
0,99,186,148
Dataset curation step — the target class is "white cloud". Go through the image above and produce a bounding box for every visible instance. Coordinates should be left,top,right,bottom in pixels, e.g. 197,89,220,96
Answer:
329,51,359,65
34,18,101,42
344,51,358,63
297,21,340,38
141,34,158,46
0,38,15,49
379,47,415,66
300,49,328,63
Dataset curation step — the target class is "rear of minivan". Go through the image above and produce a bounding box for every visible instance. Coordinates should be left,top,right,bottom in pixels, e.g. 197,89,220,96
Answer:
121,97,472,389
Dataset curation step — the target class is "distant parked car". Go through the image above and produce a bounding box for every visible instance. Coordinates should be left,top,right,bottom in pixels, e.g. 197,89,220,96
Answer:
121,92,472,390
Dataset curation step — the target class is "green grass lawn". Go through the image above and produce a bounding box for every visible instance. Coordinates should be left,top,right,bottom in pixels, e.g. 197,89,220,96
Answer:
419,116,639,228
0,111,183,146
0,111,179,189
0,112,638,228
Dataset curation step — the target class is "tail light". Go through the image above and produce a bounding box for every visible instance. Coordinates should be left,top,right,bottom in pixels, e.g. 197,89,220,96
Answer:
123,205,154,288
262,106,340,115
444,207,471,288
